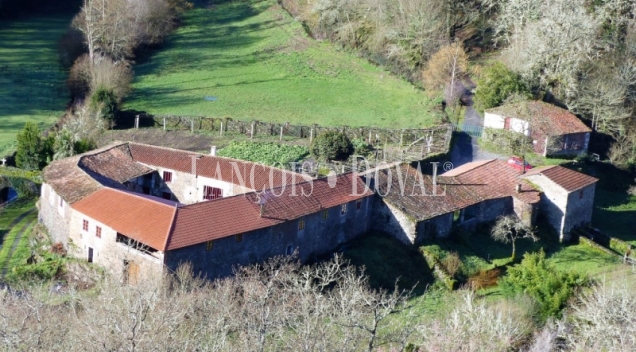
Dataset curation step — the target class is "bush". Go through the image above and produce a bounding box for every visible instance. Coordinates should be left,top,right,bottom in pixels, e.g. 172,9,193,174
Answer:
474,62,530,112
15,122,52,170
500,250,587,321
351,138,372,157
89,87,118,121
468,268,502,291
310,131,353,161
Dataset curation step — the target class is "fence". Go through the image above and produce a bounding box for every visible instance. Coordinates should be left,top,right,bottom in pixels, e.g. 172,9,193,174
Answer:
133,114,453,161
452,123,483,138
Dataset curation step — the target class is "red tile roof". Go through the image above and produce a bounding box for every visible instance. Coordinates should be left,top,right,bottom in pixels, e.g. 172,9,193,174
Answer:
167,173,372,250
376,165,484,221
129,142,307,190
72,188,177,251
522,165,598,192
79,144,153,183
486,101,591,135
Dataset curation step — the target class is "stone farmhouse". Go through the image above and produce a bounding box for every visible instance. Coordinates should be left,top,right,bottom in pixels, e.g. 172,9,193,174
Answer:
40,142,373,283
484,101,591,156
373,159,597,244
39,142,598,283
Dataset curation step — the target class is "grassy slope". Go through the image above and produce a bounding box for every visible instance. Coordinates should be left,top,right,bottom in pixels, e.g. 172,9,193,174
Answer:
0,15,70,155
0,198,37,271
126,0,438,128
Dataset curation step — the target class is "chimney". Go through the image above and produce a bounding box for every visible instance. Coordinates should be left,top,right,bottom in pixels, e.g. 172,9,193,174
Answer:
522,155,526,174
432,162,438,188
515,184,521,193
210,146,217,156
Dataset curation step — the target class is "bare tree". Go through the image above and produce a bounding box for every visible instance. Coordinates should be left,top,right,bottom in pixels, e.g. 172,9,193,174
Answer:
491,215,537,260
422,42,469,114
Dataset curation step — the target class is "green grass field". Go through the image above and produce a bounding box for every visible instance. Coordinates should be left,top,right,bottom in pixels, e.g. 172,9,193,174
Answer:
0,198,37,276
0,15,71,156
125,0,438,128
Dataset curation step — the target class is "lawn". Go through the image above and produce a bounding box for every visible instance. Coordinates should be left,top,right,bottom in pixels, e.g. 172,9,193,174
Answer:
0,197,37,276
125,0,439,128
0,15,71,156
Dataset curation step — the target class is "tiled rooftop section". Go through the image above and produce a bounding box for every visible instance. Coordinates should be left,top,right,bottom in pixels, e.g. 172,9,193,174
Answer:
522,165,598,192
79,144,153,183
486,101,591,135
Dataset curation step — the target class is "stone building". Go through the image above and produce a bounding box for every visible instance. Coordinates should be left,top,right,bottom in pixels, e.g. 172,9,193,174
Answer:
372,159,596,244
40,142,373,282
520,165,598,241
484,101,591,156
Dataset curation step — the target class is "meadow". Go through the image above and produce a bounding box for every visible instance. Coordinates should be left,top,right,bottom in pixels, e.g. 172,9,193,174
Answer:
125,0,439,129
0,15,71,156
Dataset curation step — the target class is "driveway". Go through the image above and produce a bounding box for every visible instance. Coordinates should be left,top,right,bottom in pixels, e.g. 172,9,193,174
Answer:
449,90,503,167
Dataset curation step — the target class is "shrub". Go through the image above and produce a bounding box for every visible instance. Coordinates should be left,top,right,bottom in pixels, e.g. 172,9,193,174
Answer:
310,131,353,161
57,28,85,69
500,250,587,321
351,138,372,157
89,87,118,121
468,268,502,291
440,251,461,277
15,122,51,170
474,62,530,112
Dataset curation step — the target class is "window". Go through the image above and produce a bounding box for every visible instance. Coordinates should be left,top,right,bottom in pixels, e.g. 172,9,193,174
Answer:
235,234,243,242
162,192,172,200
341,204,347,216
59,196,64,208
206,240,214,251
322,209,329,220
277,232,283,240
356,199,362,210
298,218,305,231
82,219,89,231
203,186,223,200
286,245,293,255
579,190,584,199
163,171,173,183
96,226,102,238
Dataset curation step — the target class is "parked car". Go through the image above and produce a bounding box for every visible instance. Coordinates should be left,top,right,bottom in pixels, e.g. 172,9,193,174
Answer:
507,156,533,171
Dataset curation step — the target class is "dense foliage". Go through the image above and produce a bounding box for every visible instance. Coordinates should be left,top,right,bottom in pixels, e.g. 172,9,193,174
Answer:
15,123,52,171
310,131,353,161
474,63,529,112
218,141,309,168
500,250,587,321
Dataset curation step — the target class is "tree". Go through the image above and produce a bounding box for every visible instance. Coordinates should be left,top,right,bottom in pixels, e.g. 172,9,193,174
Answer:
474,62,529,112
15,122,50,170
310,131,353,161
422,42,469,110
490,215,537,260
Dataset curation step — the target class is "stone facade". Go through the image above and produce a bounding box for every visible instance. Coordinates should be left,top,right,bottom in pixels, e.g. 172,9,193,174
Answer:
164,197,372,279
524,174,595,241
39,184,72,245
68,210,164,282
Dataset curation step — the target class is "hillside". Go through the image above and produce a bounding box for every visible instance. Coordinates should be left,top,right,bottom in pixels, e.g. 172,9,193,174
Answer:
0,15,70,156
124,0,439,128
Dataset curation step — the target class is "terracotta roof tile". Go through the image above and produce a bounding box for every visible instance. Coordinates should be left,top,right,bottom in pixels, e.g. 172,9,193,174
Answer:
522,165,598,192
486,101,591,135
72,188,177,251
167,173,372,250
78,144,153,183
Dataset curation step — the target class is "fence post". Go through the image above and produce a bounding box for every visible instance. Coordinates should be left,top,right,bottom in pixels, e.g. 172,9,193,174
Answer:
135,115,139,129
400,130,404,146
220,122,223,137
310,127,314,143
163,117,166,131
368,130,372,144
251,122,255,140
191,120,194,133
280,126,284,141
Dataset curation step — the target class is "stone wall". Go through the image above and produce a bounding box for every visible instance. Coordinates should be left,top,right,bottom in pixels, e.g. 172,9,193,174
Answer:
563,183,595,234
371,197,417,244
524,174,569,240
164,197,373,279
513,196,537,227
68,210,165,282
39,183,71,245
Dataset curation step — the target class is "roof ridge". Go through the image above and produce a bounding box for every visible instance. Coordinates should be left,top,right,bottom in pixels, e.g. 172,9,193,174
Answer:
104,187,178,210
163,204,179,251
127,141,203,156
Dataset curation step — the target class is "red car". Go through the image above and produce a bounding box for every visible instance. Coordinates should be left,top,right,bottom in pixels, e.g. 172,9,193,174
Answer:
507,156,533,171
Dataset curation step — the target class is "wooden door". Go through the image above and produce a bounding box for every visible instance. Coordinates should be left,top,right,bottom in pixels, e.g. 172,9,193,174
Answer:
87,247,93,263
128,262,140,285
